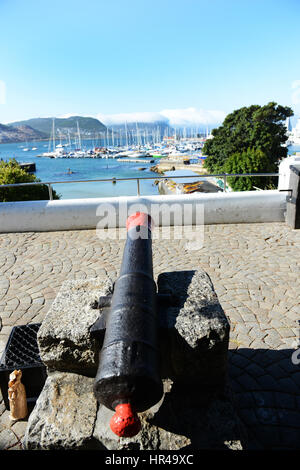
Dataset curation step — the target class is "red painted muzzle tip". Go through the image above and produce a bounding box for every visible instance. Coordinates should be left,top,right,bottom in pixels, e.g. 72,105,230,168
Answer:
110,403,141,438
126,212,154,232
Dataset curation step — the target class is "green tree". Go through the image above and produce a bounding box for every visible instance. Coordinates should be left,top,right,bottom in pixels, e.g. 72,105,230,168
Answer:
0,159,60,202
224,148,274,191
203,102,293,175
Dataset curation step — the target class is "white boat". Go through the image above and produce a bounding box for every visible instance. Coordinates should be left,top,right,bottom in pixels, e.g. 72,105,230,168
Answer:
127,151,149,158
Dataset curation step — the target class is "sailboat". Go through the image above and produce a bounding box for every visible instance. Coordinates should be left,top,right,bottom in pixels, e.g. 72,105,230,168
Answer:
23,141,30,151
71,121,86,157
40,118,65,157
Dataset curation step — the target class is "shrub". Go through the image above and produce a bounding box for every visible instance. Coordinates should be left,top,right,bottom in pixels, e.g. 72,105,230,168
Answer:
224,148,275,191
0,158,60,202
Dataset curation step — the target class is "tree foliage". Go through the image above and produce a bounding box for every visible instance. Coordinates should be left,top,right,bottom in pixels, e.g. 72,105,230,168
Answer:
224,148,274,191
0,159,60,202
203,102,294,184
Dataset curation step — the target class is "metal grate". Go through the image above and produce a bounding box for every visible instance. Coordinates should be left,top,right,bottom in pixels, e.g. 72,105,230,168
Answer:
0,323,47,410
1,323,42,368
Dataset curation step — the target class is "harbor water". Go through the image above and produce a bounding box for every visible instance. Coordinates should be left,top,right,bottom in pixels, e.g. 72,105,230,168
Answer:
0,140,299,199
0,140,159,199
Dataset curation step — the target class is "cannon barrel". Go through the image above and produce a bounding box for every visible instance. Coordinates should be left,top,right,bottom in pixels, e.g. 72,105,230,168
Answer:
93,212,163,437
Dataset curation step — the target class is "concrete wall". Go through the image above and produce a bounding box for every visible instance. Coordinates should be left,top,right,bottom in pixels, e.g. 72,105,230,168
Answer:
278,155,300,190
0,190,288,233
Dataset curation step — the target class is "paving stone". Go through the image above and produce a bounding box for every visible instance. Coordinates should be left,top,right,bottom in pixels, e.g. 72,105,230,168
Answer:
235,373,261,392
250,424,282,448
255,407,279,425
277,377,300,394
277,409,300,428
235,391,256,409
245,362,266,378
0,223,299,449
275,392,296,410
238,408,259,427
0,428,20,450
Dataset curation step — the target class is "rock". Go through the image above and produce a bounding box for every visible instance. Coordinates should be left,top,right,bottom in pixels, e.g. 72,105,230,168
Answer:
23,371,100,450
38,270,229,390
37,277,115,375
93,379,245,450
150,165,165,174
24,270,244,450
24,373,245,450
158,270,230,390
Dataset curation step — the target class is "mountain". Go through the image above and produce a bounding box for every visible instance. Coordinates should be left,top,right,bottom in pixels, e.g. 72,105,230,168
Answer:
9,116,107,137
0,123,47,143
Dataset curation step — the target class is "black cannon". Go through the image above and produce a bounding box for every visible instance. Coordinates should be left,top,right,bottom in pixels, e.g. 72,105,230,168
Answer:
91,212,164,437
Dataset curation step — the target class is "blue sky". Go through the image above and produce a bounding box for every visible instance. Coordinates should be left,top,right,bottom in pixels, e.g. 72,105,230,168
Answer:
0,0,300,126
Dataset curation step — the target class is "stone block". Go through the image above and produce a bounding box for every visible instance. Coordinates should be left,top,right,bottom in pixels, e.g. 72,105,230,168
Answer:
158,270,230,389
93,380,245,450
24,373,245,450
38,270,230,390
23,371,99,450
37,277,115,375
26,269,234,449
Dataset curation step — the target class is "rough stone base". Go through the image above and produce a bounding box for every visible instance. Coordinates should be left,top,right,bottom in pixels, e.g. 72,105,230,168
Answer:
24,371,246,450
157,270,230,389
37,276,115,375
23,371,99,450
24,269,241,450
38,270,230,389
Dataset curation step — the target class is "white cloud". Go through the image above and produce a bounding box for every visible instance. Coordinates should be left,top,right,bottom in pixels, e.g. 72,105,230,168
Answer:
97,111,167,125
58,113,76,118
54,107,226,127
97,107,226,127
160,107,226,127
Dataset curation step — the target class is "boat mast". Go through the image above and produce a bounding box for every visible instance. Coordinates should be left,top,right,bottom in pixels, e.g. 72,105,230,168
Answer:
77,120,81,149
125,121,128,149
52,118,55,152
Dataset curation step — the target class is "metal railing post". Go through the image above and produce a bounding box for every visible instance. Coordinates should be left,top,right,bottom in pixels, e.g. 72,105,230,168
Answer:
223,174,227,193
137,179,140,196
48,184,53,200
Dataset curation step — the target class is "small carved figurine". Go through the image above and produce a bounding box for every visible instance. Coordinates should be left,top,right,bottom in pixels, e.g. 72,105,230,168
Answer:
8,370,28,421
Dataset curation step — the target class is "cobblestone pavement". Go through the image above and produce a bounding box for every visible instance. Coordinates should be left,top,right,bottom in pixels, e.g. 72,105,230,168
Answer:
0,223,299,450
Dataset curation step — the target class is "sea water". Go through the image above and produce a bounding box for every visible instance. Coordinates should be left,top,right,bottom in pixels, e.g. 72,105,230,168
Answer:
0,140,299,199
0,140,159,199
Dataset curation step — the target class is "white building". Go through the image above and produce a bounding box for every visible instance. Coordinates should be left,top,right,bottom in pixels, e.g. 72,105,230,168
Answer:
287,118,300,145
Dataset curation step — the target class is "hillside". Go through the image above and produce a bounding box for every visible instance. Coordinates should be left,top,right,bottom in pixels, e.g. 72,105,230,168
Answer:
9,116,107,137
0,123,47,143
